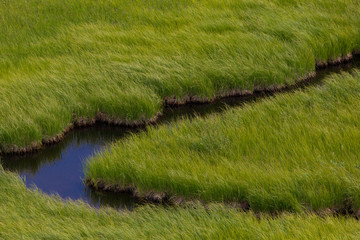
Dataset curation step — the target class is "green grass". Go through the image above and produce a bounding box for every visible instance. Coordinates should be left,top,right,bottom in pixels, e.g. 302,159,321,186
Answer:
86,70,360,212
1,0,360,148
2,169,360,240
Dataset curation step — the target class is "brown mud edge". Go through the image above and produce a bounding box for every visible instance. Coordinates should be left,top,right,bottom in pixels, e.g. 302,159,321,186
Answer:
0,51,359,155
86,179,360,218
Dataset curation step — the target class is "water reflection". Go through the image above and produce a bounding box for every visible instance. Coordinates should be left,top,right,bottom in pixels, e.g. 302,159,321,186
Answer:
1,57,359,210
2,126,139,210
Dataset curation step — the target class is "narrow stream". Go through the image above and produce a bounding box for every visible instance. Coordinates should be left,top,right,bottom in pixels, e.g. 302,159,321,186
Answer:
1,58,359,210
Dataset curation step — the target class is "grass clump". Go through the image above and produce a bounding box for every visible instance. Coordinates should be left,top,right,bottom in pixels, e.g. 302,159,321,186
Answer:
1,168,360,239
1,0,360,147
86,70,360,212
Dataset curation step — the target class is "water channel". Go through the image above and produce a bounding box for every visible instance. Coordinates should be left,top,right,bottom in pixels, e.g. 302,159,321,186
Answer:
2,58,359,210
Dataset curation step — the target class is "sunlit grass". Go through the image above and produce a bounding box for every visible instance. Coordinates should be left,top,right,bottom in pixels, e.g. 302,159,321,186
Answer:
1,169,360,239
1,0,360,147
86,70,360,212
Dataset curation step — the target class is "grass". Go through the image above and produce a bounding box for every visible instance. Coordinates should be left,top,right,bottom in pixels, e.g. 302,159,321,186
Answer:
86,70,360,212
1,0,360,148
2,168,360,239
2,1,360,237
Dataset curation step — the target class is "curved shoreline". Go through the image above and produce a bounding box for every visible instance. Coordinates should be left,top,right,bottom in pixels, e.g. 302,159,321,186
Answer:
0,51,357,155
85,179,360,218
84,51,360,213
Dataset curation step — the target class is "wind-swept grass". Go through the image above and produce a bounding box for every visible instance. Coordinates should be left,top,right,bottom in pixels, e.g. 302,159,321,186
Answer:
86,70,360,212
1,168,360,239
1,0,360,148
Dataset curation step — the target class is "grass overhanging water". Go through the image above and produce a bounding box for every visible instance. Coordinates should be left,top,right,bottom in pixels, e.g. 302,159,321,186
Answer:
1,169,360,239
2,0,360,238
1,0,360,150
86,70,360,212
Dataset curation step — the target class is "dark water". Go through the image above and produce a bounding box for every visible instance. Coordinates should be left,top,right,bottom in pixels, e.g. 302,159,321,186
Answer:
1,58,359,210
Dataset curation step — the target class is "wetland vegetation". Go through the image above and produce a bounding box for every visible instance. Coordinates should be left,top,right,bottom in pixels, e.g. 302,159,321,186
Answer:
86,70,360,212
1,0,360,238
2,169,360,240
1,0,360,151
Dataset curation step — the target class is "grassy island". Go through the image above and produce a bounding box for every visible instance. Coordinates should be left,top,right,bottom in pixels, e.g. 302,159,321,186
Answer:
86,70,360,212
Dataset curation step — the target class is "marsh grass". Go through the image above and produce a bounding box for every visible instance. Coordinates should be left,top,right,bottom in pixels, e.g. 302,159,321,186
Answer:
1,0,360,147
1,169,360,239
86,70,360,212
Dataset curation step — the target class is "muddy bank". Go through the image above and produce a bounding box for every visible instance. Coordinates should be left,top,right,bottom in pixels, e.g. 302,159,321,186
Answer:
0,112,162,155
86,179,186,205
1,51,358,155
163,52,354,106
86,179,360,218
